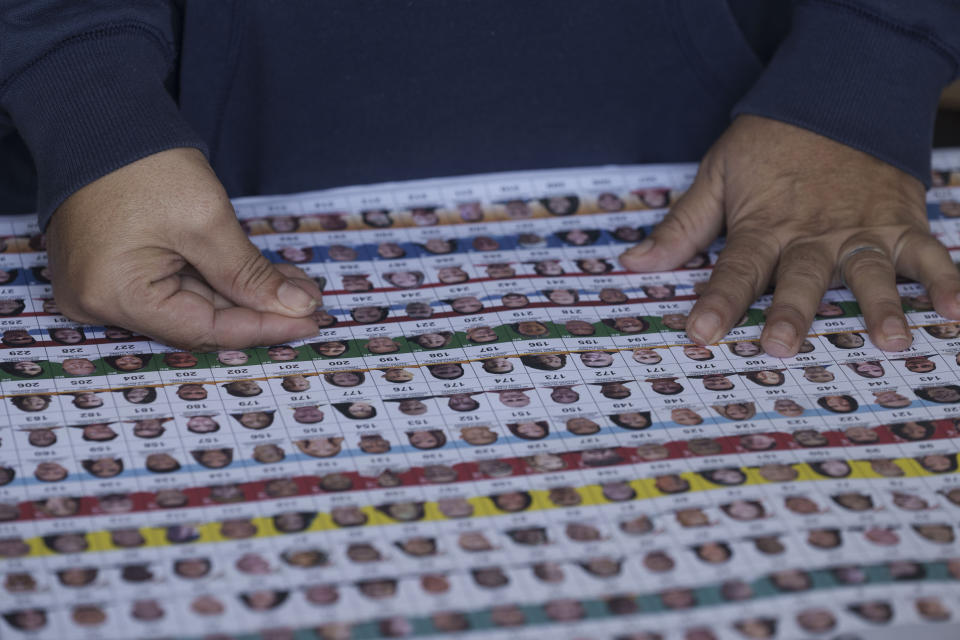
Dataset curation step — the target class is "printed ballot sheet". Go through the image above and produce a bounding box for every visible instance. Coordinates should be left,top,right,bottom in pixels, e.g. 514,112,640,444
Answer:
3,151,960,640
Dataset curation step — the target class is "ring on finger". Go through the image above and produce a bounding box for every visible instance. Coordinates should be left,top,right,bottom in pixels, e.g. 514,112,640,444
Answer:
838,245,887,289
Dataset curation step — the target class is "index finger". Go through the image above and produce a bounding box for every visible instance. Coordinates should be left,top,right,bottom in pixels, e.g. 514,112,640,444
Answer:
686,234,779,345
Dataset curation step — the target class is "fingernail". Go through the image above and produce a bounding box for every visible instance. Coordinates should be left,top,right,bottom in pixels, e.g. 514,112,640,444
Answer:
688,310,723,344
278,280,316,313
881,316,910,347
765,321,797,356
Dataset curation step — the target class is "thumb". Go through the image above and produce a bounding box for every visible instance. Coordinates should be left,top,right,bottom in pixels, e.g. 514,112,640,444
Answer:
619,161,725,272
183,217,321,317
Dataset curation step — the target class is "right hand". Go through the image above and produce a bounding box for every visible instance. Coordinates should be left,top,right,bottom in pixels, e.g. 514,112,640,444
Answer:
46,148,323,351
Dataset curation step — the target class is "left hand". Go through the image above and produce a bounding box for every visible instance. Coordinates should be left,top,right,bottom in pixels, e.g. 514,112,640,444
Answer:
620,115,960,357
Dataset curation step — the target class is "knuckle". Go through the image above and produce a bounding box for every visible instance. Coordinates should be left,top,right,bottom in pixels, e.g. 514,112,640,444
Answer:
658,204,708,243
230,252,279,295
777,252,831,288
843,252,893,283
766,300,811,322
273,263,309,279
713,255,766,297
862,298,903,317
696,291,745,319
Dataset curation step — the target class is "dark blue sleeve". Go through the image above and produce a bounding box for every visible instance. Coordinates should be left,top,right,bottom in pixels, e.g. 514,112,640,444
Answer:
0,0,207,228
733,0,960,186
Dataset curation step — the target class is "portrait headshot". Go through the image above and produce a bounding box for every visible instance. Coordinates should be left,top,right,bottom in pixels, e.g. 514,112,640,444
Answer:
825,332,865,349
566,417,600,435
916,453,958,474
358,434,391,454
924,322,960,339
540,195,580,216
579,350,614,368
901,355,937,373
602,316,649,333
279,246,313,263
801,365,834,383
459,426,498,445
11,394,51,413
1,328,35,346
361,208,393,227
563,319,596,336
223,379,263,397
915,384,960,403
104,353,151,372
427,363,464,380
457,201,484,222
809,460,852,478
847,360,885,378
485,263,515,279
611,411,652,430
281,373,312,392
465,325,498,343
544,288,579,305
471,235,499,251
727,340,764,357
119,386,157,404
742,370,785,386
700,467,747,486
575,258,613,274
555,228,598,247
533,259,564,276
891,421,936,441
874,389,913,408
597,193,626,212
145,453,181,473
598,381,631,399
0,360,45,378
443,295,486,316
350,306,389,324
231,410,275,429
383,270,424,289
507,421,549,440
377,241,406,259
75,423,118,442
310,340,349,358
295,437,344,458
191,448,233,469
712,402,756,421
520,353,565,371
817,394,859,413
342,274,372,291
682,345,714,361
324,370,365,387
81,457,124,478
411,331,453,349
159,352,199,370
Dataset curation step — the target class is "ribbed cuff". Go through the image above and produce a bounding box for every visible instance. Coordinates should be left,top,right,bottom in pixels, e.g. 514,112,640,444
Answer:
1,25,208,228
732,0,957,187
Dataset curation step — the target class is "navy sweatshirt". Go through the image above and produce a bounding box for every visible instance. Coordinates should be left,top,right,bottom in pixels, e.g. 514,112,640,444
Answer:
1,1,959,228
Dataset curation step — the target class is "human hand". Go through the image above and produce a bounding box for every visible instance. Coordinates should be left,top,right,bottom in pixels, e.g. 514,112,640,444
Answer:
620,115,960,357
46,148,323,350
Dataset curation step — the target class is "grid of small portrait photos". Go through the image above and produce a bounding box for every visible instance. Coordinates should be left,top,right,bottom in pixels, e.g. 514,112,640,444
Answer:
2,153,960,640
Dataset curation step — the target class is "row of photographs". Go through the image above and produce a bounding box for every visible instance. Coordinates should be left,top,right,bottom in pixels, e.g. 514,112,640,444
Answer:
2,416,959,518
1,157,959,639
2,562,959,638
5,452,960,561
